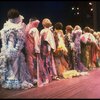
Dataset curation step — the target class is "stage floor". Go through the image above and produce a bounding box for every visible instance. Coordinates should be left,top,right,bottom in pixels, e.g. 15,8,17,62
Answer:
0,68,100,99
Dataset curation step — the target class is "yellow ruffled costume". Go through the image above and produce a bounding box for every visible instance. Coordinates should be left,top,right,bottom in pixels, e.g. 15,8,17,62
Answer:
62,70,80,79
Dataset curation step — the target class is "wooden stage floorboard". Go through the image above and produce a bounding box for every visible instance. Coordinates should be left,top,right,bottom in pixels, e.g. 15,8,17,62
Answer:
0,68,100,99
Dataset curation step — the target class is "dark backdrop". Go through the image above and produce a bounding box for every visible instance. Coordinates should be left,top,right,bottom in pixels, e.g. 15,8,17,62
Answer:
0,1,74,31
0,1,96,31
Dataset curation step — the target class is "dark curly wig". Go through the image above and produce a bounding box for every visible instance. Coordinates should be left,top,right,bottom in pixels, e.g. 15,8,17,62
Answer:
54,22,63,30
7,9,19,19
